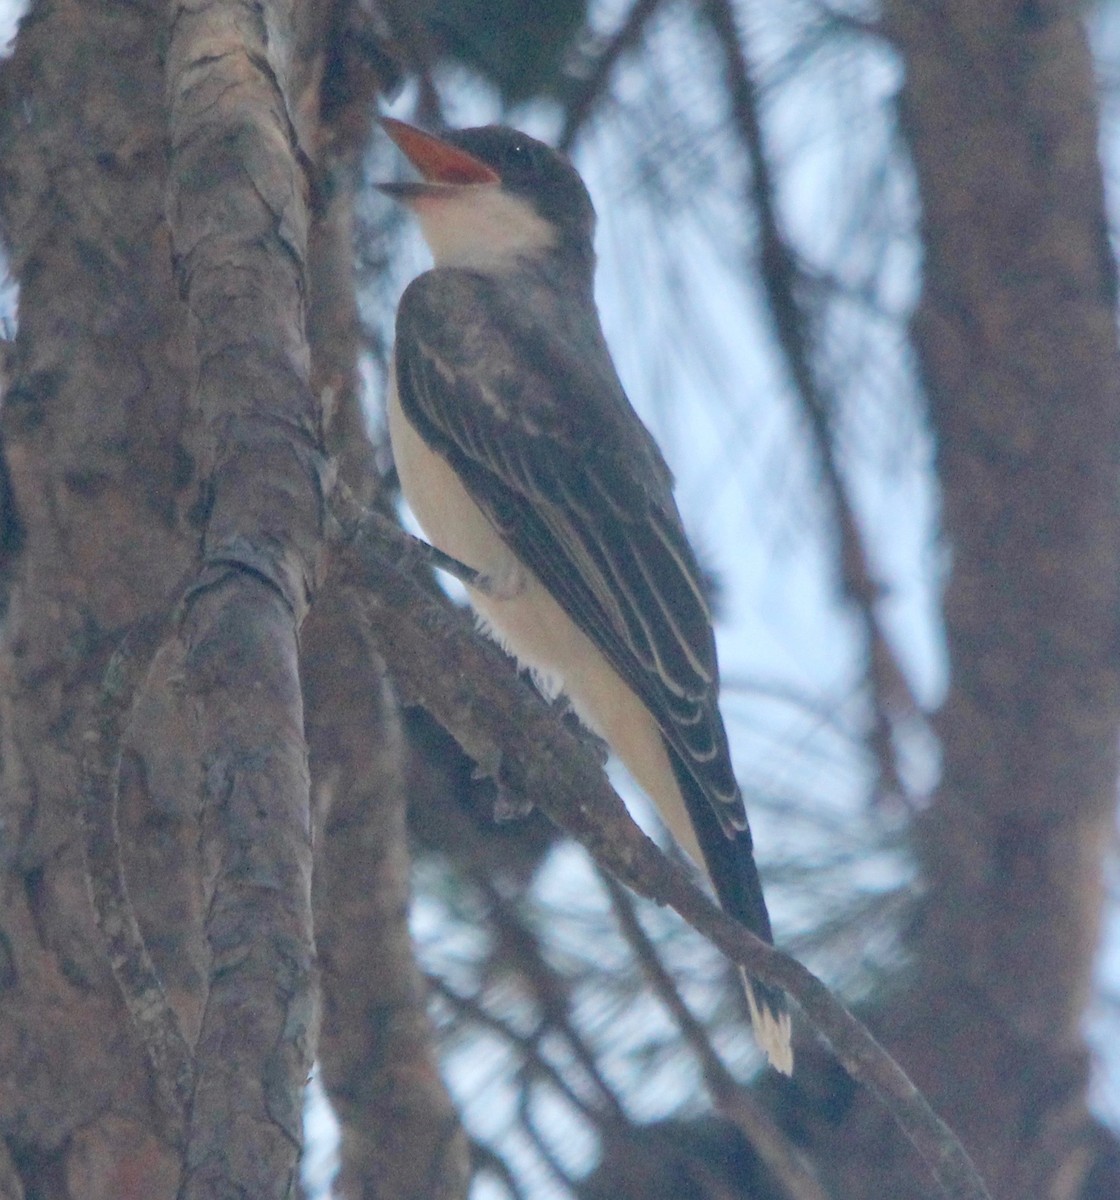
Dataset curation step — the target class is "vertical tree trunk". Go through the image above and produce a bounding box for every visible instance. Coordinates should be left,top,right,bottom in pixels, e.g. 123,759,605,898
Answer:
0,1,467,1196
789,5,1120,1197
0,0,196,1192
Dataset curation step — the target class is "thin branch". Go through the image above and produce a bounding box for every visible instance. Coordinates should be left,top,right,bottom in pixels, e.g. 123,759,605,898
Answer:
377,0,446,125
803,0,887,42
470,1138,530,1200
559,0,667,153
602,871,833,1200
518,1084,579,1193
698,0,918,801
332,500,992,1200
430,973,611,1127
471,872,629,1122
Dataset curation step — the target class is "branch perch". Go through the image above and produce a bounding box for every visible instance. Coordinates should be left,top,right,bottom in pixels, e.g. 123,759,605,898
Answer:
602,871,833,1200
331,501,992,1200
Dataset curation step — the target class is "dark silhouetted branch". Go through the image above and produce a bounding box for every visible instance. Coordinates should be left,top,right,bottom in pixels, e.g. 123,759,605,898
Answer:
603,871,833,1200
559,0,667,152
332,499,992,1200
699,0,919,802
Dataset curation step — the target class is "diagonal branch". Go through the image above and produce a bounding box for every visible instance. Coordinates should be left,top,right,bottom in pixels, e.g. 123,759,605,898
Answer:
698,0,919,800
602,871,833,1200
559,0,668,153
332,500,992,1200
430,974,611,1127
469,872,629,1122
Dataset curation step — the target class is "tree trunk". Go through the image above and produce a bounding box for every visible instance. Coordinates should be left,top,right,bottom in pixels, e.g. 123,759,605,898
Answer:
783,5,1120,1197
0,1,467,1196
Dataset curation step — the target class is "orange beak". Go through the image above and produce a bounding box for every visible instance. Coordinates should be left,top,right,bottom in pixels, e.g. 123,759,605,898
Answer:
379,117,499,188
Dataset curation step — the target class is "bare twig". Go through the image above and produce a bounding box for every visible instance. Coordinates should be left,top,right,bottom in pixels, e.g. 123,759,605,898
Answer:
698,0,919,801
602,871,833,1200
804,0,886,42
333,502,992,1200
559,0,667,152
519,1087,580,1193
431,975,607,1125
470,1138,530,1200
470,873,629,1122
378,0,446,125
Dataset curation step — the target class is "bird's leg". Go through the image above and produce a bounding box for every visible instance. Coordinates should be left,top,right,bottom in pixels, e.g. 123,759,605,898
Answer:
399,529,527,600
395,531,484,588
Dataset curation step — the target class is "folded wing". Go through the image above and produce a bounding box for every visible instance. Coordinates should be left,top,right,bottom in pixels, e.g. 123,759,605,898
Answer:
394,269,748,835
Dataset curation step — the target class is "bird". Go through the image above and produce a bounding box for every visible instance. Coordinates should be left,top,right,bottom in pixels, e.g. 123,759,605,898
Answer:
378,116,792,1074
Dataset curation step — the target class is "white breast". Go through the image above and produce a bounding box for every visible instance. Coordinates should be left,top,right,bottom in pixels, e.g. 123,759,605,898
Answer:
387,371,518,583
411,186,556,273
386,370,702,866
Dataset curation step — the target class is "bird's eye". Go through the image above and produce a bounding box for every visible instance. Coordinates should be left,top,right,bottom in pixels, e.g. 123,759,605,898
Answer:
504,142,534,172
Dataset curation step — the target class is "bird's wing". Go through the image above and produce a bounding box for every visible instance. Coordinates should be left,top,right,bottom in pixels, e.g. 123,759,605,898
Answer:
395,269,747,833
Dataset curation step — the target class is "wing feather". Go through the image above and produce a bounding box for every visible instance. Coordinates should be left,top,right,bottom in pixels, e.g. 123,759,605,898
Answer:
396,269,746,832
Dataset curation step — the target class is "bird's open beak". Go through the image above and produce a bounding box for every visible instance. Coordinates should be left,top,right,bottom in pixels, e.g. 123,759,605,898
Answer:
378,117,499,201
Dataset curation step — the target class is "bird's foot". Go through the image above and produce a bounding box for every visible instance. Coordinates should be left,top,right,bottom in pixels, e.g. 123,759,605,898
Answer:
470,562,527,601
558,705,610,766
471,745,535,822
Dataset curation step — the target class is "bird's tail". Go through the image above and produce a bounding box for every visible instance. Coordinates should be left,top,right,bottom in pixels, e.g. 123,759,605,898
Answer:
670,757,793,1075
739,968,793,1076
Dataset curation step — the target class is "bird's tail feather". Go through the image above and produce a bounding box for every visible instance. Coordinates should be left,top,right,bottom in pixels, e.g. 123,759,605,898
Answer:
741,969,793,1076
669,753,793,1075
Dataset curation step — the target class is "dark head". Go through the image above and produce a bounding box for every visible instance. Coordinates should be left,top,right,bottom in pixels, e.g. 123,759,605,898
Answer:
378,119,596,279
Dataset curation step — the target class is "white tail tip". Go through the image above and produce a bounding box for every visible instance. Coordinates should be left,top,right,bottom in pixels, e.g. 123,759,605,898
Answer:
741,968,793,1075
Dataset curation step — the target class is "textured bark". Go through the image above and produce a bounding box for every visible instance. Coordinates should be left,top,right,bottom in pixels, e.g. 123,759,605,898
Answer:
0,0,464,1196
160,0,326,1191
301,21,471,1186
0,0,195,1194
781,5,1120,1198
306,600,470,1200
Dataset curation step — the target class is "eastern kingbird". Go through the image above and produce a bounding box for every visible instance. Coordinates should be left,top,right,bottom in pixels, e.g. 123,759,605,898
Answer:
379,118,792,1074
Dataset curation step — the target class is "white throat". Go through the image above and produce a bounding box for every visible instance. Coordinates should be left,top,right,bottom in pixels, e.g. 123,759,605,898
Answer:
412,185,556,273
